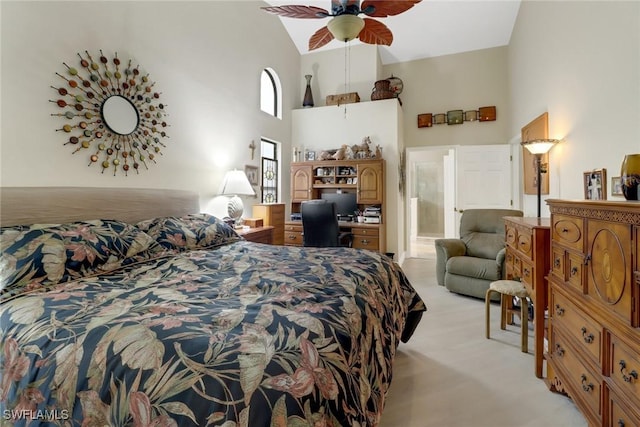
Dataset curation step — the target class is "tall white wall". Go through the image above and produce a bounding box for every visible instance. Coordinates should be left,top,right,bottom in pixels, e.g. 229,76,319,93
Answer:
0,1,300,215
300,44,383,107
384,46,510,148
508,0,640,216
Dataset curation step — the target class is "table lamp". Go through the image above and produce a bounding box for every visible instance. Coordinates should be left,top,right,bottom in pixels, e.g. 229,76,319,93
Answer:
521,139,559,217
219,169,255,226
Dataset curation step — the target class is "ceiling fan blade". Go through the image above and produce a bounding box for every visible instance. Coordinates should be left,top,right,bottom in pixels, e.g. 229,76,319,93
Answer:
309,26,335,50
358,18,393,46
261,5,330,18
361,0,421,17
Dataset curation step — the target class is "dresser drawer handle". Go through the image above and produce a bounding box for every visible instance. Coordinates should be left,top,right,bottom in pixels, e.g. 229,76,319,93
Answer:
571,266,578,276
287,235,297,240
580,374,594,393
581,327,594,344
360,239,370,245
555,304,565,316
555,344,565,357
523,268,530,277
618,419,625,427
554,258,561,268
619,360,638,383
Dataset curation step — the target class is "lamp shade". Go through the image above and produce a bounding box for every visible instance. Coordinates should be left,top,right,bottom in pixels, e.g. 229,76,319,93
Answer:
521,139,559,155
327,14,365,42
219,170,255,196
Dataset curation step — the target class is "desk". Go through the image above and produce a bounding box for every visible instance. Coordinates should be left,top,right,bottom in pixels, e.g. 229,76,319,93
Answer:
503,216,550,379
284,220,384,252
237,226,274,244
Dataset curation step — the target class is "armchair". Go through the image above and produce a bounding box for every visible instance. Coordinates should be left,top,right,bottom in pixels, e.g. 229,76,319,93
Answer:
435,209,523,299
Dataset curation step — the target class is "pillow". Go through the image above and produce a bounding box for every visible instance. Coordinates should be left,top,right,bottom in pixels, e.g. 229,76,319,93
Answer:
136,213,241,251
0,219,159,296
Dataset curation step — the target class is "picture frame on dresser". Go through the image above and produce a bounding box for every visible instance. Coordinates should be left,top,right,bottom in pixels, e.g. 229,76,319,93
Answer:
611,176,623,196
583,169,607,200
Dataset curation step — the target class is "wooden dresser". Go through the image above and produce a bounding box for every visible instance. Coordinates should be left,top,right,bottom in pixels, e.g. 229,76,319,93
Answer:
503,216,550,379
252,203,284,245
546,200,640,427
236,226,274,244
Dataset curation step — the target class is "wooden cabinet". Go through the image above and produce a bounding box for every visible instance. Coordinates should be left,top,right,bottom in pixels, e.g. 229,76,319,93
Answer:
290,159,384,210
288,159,385,252
546,199,640,427
252,203,284,245
291,164,313,202
357,161,383,204
503,216,550,379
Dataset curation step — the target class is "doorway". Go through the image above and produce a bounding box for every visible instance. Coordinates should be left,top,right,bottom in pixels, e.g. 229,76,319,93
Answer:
406,145,513,259
406,147,451,259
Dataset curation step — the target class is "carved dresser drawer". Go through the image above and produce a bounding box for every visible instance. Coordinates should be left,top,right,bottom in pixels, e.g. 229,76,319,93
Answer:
606,386,640,427
516,231,533,260
552,214,585,252
608,333,640,402
549,327,602,423
551,287,601,366
505,250,519,278
520,258,535,291
351,227,380,251
546,200,640,427
283,222,303,246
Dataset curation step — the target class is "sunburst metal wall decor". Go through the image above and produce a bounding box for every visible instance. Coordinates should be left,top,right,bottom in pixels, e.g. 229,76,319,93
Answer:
51,50,169,176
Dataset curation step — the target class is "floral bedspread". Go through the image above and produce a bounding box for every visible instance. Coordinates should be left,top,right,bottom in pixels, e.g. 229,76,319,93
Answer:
1,241,425,426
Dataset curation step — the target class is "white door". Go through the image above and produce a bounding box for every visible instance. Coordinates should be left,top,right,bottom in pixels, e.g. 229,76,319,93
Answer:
451,145,512,236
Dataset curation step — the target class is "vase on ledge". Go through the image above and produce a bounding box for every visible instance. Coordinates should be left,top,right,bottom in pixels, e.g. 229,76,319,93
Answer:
620,153,640,200
302,74,314,108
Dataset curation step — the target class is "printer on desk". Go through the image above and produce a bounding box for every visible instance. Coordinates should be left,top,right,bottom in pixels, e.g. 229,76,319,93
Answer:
363,206,381,224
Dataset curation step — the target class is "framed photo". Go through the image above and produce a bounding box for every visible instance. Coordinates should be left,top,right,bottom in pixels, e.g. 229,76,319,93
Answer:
417,113,432,128
244,165,259,186
464,110,478,122
433,113,446,125
584,169,607,200
447,110,463,125
305,150,316,161
611,176,623,196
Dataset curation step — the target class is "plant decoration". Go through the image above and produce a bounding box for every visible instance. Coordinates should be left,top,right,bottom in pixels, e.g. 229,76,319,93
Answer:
50,50,169,176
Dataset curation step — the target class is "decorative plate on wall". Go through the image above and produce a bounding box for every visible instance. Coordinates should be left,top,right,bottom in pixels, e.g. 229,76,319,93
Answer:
51,50,169,176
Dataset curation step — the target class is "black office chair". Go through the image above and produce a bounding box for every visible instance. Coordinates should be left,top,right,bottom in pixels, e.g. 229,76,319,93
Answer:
301,200,353,248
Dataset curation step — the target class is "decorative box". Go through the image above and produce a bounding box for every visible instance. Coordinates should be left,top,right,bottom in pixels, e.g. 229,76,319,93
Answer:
326,92,360,106
243,218,263,228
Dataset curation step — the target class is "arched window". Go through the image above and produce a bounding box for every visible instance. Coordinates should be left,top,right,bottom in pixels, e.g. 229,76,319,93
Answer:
260,68,282,119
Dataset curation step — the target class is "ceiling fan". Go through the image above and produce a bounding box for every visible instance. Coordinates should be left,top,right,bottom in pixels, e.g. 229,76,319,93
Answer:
262,0,422,51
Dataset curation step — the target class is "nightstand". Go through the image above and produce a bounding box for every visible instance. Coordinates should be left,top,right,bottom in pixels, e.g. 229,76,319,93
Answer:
236,226,274,244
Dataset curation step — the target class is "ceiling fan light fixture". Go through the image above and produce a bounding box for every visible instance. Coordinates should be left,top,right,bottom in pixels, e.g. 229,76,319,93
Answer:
327,14,365,42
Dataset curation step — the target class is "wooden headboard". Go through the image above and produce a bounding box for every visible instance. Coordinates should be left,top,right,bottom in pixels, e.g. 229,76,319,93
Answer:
0,187,200,227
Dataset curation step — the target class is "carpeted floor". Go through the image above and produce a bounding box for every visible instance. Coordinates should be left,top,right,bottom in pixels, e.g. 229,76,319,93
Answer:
379,257,588,427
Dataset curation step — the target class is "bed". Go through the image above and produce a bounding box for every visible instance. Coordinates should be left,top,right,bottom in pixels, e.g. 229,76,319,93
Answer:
0,187,425,426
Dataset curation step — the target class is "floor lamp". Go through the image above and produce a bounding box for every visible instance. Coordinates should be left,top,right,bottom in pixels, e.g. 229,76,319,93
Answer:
521,139,559,217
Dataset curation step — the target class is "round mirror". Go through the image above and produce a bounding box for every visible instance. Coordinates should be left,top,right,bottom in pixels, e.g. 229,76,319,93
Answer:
51,50,169,176
101,95,139,135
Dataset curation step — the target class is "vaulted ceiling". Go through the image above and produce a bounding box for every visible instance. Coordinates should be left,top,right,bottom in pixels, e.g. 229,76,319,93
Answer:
263,0,522,64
